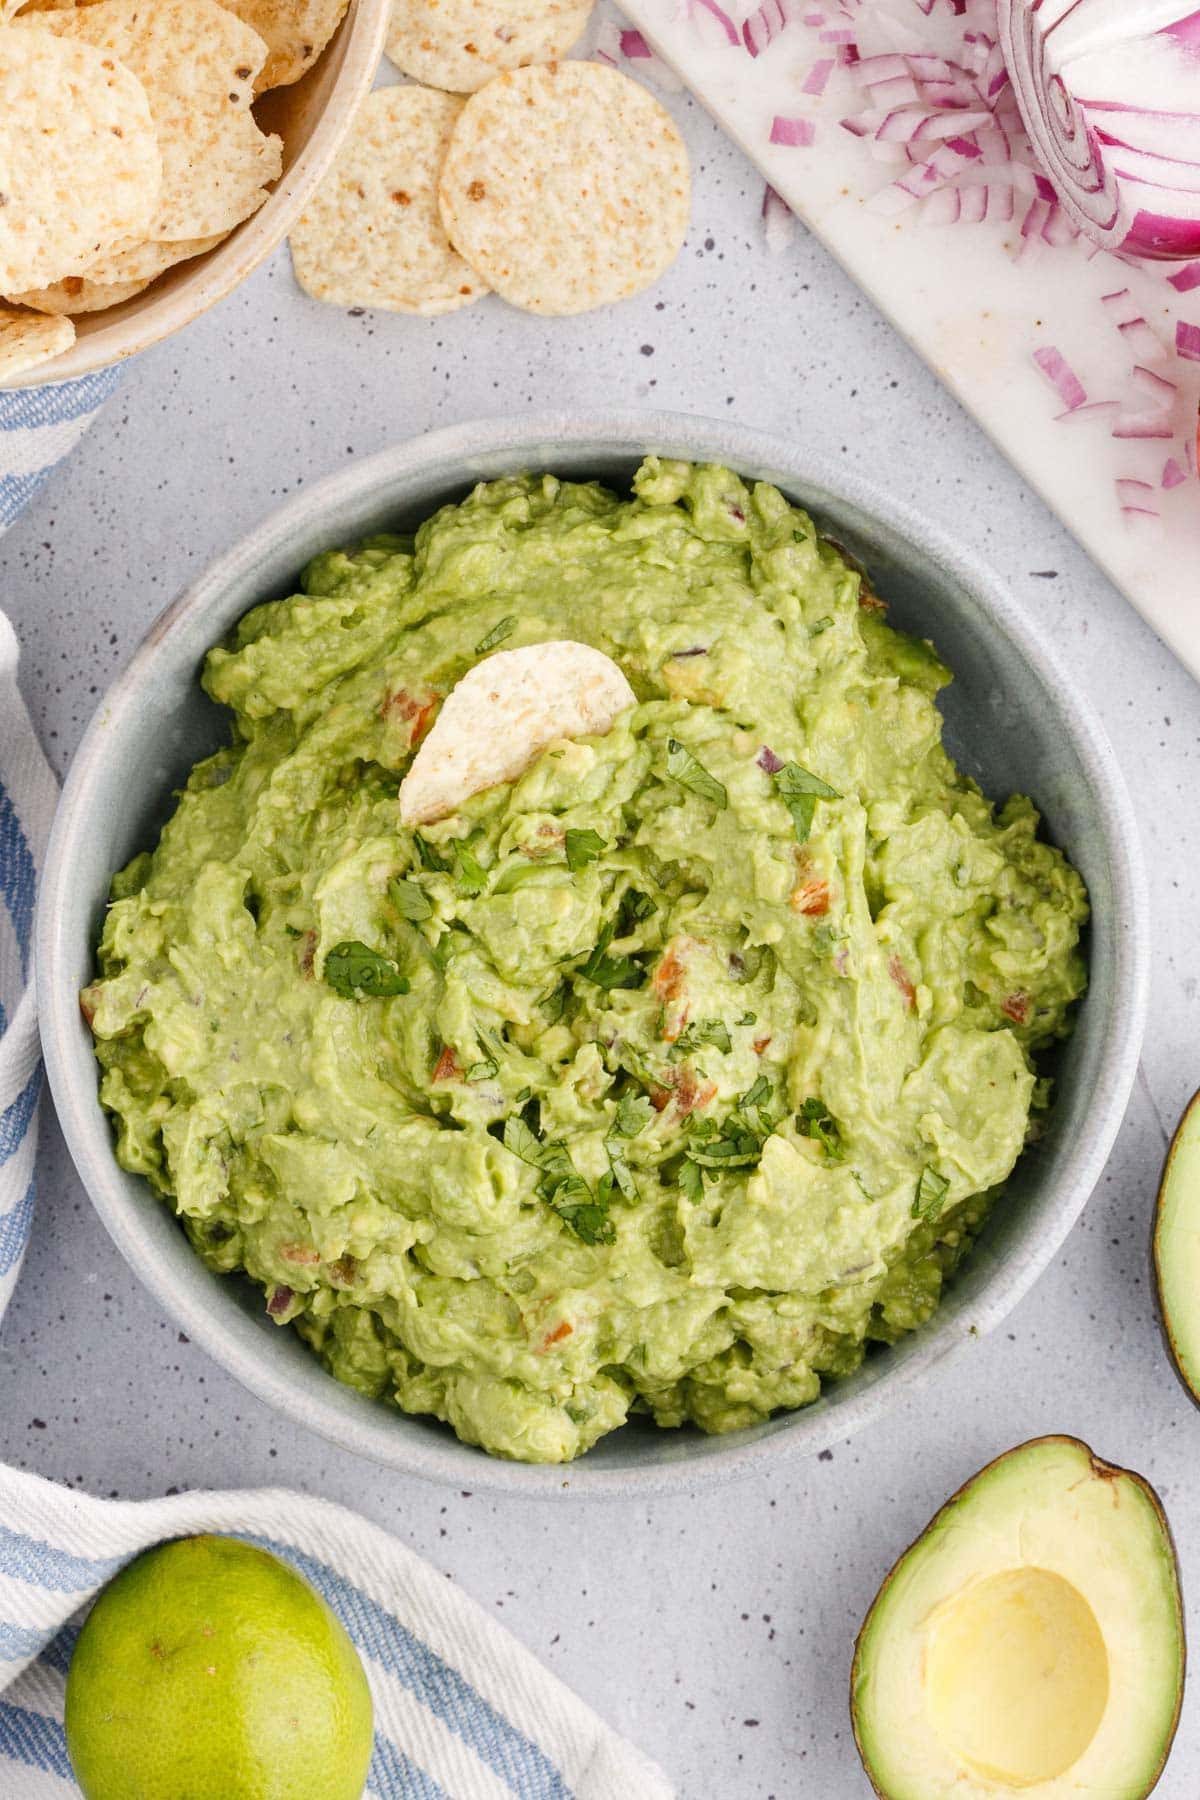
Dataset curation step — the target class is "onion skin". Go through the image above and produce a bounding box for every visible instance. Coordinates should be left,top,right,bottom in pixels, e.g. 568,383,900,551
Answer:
998,0,1200,261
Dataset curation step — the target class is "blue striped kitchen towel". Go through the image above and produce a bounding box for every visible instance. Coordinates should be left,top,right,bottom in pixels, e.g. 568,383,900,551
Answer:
0,1464,673,1798
0,372,119,1322
0,373,119,533
0,614,57,1326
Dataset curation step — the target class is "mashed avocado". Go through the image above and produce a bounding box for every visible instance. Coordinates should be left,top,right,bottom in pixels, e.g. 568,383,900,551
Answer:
85,460,1088,1463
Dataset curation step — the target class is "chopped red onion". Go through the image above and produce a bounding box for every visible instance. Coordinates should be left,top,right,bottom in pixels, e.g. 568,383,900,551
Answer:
1116,476,1160,518
1163,456,1189,488
1177,320,1200,361
758,747,785,774
771,115,817,146
691,0,741,48
998,0,1200,262
1168,262,1200,293
1032,346,1087,411
619,28,652,58
743,0,796,58
803,56,836,93
762,182,797,253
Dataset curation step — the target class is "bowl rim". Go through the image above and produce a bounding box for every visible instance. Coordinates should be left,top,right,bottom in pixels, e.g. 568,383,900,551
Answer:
3,0,390,392
37,410,1151,1497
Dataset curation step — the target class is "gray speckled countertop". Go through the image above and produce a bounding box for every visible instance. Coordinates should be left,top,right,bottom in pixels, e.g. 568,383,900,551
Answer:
4,15,1200,1796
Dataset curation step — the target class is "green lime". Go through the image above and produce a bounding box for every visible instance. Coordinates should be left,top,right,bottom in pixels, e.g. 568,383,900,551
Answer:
64,1535,373,1800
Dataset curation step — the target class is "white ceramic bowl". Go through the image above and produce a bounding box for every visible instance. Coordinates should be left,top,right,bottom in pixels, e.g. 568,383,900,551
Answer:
38,413,1150,1495
5,0,389,390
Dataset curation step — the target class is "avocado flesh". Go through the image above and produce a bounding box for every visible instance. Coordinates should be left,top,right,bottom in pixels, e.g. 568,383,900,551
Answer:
1154,1088,1200,1405
851,1436,1184,1800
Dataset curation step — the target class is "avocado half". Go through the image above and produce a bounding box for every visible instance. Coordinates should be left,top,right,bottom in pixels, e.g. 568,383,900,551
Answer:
851,1437,1184,1800
1154,1088,1200,1405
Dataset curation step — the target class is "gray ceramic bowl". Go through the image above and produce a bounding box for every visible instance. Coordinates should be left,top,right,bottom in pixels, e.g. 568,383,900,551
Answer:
38,413,1149,1496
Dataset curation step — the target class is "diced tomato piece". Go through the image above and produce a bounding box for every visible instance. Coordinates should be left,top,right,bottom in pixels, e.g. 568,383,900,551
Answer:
432,1045,462,1083
648,1083,673,1113
382,686,438,748
791,879,830,917
859,588,887,615
663,1004,691,1046
537,1319,574,1354
753,1035,772,1056
652,941,690,1002
888,954,916,1009
267,1285,294,1317
674,1069,717,1116
280,1242,321,1266
1001,992,1031,1026
79,988,98,1027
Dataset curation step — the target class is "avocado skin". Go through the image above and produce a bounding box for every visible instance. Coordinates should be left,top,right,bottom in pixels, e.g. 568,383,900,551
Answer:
849,1435,1186,1800
1153,1088,1200,1412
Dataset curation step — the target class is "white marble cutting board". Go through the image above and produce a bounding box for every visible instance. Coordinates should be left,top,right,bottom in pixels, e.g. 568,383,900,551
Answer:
613,0,1200,678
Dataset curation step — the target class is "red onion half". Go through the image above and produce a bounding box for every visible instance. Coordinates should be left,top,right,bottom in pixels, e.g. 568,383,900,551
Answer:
998,0,1200,260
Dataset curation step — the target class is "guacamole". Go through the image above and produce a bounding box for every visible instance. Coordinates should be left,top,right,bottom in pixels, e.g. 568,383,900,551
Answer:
85,460,1088,1463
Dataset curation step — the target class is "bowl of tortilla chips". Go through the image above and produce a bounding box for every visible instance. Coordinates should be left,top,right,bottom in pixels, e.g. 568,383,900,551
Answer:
0,0,389,388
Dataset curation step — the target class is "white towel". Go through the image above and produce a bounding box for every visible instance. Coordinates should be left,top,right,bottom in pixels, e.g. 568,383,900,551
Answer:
1,372,119,1320
0,1465,674,1798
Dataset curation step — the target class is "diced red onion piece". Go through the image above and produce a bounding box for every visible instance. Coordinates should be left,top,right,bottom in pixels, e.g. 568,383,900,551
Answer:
758,747,785,774
691,0,741,49
1177,320,1200,360
803,57,836,94
1032,345,1087,411
1168,261,1200,292
771,115,817,147
619,28,651,58
743,0,794,59
762,183,796,253
1163,456,1189,488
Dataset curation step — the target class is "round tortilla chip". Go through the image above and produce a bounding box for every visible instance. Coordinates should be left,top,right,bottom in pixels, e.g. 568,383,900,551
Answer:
223,0,350,91
24,0,283,243
290,85,486,316
0,27,161,292
438,62,690,316
0,303,73,379
399,640,636,827
6,272,151,313
385,0,593,94
83,231,223,285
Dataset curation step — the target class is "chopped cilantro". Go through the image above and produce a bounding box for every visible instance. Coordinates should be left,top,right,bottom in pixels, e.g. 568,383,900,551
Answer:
737,1010,758,1027
678,1158,704,1204
579,919,645,991
643,851,683,889
773,761,840,844
502,1116,615,1245
669,1017,732,1061
413,833,451,872
796,1097,844,1161
912,1165,950,1221
466,1057,498,1082
539,983,567,1023
454,839,488,896
617,887,657,930
388,876,432,922
565,828,606,872
323,942,409,999
611,1093,654,1138
665,738,727,810
475,615,517,655
810,615,834,637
